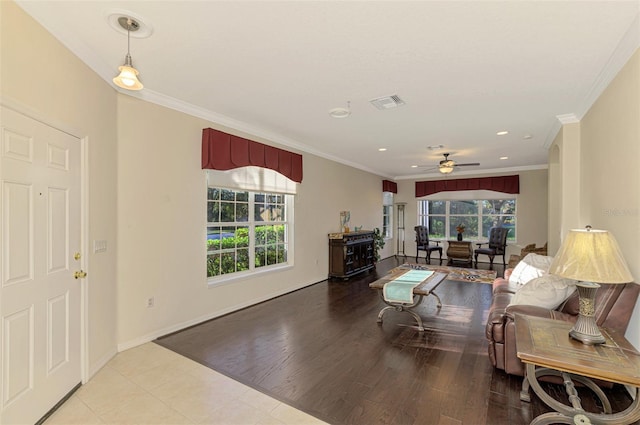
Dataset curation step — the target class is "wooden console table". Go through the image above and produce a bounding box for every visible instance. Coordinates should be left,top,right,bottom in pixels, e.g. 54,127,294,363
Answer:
515,314,640,425
446,240,472,267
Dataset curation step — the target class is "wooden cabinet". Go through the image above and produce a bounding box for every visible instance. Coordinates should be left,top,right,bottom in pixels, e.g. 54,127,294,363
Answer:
328,231,375,279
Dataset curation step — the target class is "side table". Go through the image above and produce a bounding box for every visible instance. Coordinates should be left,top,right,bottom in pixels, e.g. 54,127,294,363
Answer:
446,240,472,267
514,314,640,425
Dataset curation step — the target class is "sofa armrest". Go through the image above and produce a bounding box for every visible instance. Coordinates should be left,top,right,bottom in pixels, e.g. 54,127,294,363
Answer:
505,304,578,323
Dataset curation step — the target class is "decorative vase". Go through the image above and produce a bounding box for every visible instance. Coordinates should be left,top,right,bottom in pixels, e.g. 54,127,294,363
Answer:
457,232,463,241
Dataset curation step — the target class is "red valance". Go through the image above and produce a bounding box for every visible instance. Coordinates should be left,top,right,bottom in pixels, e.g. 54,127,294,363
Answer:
201,128,303,183
382,179,397,193
415,175,519,197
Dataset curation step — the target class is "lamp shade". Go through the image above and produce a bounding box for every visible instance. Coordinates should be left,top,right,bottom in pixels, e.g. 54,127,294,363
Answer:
548,228,633,284
113,64,143,91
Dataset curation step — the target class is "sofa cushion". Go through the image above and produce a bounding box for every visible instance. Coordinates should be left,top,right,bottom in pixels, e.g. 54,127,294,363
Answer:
508,253,554,286
508,274,577,310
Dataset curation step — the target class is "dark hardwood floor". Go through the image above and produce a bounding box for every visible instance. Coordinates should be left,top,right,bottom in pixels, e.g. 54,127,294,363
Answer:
155,256,636,425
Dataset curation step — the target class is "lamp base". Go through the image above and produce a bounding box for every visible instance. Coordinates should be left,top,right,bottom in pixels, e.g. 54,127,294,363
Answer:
569,281,605,345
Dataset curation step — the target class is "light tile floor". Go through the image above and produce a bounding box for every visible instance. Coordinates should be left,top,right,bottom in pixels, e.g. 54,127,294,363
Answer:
44,343,328,425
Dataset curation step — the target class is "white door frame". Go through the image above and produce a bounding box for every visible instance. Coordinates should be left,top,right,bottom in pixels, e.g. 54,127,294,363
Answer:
1,97,90,386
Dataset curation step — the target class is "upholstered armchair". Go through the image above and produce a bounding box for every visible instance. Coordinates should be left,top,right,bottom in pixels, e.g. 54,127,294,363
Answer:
414,225,443,264
474,227,509,270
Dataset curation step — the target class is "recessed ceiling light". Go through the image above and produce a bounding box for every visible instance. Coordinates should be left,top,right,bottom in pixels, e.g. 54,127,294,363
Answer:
411,165,418,168
497,131,509,136
500,156,509,160
378,148,387,152
427,144,444,150
523,134,533,140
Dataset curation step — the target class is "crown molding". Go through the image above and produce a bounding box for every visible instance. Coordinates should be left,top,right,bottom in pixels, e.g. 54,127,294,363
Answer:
575,12,640,120
124,89,392,179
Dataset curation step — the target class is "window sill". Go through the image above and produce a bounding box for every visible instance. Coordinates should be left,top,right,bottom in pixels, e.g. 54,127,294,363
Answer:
207,263,294,289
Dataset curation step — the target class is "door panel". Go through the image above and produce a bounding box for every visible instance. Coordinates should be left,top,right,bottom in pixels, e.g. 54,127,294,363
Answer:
0,106,82,424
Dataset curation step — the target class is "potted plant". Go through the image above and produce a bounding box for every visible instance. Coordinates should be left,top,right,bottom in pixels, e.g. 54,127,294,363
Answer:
373,227,385,263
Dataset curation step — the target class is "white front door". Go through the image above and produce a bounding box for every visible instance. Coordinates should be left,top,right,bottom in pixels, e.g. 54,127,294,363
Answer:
0,106,83,424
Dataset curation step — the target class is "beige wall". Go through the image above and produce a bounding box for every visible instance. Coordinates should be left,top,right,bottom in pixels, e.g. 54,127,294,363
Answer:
116,95,392,347
580,48,640,346
1,2,119,374
548,49,639,347
394,169,549,261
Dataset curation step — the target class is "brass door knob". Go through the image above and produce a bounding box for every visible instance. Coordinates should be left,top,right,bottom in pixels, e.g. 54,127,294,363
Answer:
74,270,87,279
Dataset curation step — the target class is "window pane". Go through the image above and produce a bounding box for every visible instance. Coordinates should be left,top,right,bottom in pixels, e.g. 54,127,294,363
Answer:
221,189,235,201
428,217,446,238
255,203,266,222
254,193,265,203
207,253,220,277
237,248,249,271
450,200,478,214
220,226,236,248
220,202,235,222
236,227,249,248
266,245,277,265
449,216,478,240
208,187,219,201
428,200,446,215
255,247,266,268
207,201,218,223
236,203,249,222
207,226,221,251
269,204,284,221
255,225,266,245
236,191,249,202
277,225,286,243
221,252,236,274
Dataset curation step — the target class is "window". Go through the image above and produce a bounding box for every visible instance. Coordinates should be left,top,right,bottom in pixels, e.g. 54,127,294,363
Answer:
382,192,393,239
207,187,292,278
418,199,516,241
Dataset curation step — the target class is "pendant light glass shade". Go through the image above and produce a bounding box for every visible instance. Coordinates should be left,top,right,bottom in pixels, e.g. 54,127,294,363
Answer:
113,54,143,90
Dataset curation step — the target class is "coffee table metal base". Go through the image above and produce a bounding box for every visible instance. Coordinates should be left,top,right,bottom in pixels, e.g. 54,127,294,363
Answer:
376,292,442,332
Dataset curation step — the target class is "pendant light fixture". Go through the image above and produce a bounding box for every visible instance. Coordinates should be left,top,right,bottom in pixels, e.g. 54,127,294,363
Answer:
113,17,143,91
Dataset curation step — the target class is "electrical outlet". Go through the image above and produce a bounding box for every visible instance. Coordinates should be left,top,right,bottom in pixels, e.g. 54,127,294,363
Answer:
147,297,154,308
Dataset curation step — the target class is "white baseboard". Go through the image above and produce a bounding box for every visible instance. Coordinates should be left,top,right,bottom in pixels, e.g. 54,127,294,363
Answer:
87,347,117,382
116,280,320,353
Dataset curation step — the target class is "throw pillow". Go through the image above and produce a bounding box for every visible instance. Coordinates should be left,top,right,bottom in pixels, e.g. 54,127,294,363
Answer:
508,274,578,310
508,253,554,286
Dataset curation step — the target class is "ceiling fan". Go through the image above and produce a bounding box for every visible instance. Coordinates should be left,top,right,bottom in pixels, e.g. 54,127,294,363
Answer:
426,153,480,174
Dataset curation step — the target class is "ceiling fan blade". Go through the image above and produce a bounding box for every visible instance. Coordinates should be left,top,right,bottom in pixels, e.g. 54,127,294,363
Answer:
454,162,480,167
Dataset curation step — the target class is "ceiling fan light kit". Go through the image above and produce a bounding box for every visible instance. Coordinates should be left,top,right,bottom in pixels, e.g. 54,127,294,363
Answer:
430,153,481,174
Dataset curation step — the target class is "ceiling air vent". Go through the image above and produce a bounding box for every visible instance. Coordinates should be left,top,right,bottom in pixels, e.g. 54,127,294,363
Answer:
369,94,405,110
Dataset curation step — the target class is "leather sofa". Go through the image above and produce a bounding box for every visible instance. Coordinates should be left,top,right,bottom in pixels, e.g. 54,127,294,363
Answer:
486,268,640,377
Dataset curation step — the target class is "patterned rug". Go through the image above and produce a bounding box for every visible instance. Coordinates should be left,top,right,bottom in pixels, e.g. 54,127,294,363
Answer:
400,263,497,284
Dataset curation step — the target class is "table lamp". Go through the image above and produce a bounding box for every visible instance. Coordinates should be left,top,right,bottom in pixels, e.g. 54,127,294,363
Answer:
548,226,633,345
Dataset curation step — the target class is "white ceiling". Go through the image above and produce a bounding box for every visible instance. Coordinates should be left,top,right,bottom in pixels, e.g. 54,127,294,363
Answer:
16,1,640,180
